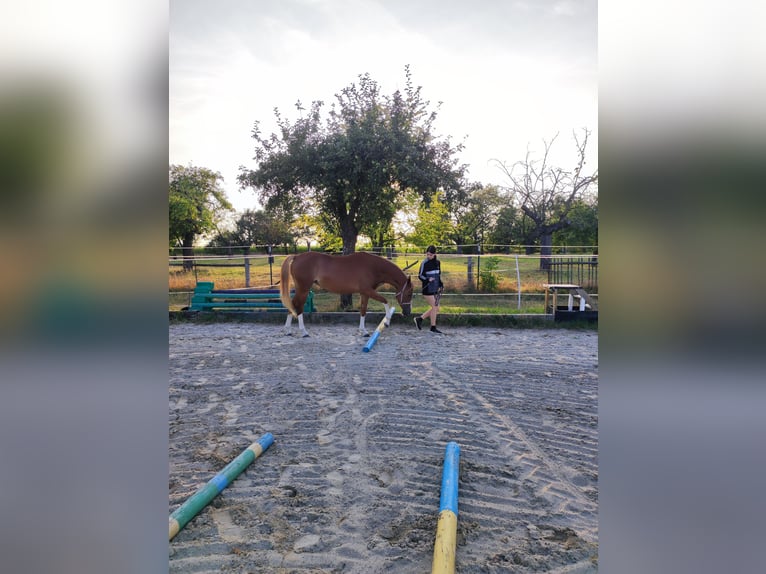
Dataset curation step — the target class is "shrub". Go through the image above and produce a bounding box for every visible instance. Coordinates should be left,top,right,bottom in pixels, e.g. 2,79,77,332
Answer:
479,256,501,292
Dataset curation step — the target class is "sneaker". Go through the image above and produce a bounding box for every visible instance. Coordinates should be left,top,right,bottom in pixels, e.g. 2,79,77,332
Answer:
429,326,443,334
414,317,423,330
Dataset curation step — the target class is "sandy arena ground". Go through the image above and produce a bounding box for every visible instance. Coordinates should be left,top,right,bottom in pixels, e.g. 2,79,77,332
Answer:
169,320,598,573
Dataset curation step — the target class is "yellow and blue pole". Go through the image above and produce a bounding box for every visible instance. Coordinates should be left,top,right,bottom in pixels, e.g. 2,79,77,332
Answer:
432,441,460,574
169,432,274,541
362,316,388,353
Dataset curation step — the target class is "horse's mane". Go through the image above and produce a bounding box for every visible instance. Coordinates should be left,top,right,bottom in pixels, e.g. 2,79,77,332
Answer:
369,253,408,281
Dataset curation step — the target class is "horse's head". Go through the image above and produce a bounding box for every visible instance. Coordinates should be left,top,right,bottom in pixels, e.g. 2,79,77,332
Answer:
397,276,413,317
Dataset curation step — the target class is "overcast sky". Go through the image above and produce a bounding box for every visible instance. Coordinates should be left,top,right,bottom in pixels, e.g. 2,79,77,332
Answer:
170,0,597,212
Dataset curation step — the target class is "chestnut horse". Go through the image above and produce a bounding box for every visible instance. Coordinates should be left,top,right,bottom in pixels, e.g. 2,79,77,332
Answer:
280,252,413,337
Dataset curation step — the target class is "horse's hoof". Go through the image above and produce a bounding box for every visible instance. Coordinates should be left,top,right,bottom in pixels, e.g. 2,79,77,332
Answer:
301,333,310,338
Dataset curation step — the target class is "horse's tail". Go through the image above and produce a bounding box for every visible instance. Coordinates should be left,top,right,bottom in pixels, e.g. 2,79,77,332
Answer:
280,255,298,317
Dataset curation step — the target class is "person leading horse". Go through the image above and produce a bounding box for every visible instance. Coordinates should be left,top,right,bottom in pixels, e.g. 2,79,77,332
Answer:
279,251,413,337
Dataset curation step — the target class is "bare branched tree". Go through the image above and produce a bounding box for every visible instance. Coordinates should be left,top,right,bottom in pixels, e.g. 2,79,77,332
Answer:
492,128,597,268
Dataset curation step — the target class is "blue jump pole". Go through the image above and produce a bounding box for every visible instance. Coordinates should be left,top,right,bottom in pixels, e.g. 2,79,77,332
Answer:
362,316,389,353
169,433,274,540
432,441,460,574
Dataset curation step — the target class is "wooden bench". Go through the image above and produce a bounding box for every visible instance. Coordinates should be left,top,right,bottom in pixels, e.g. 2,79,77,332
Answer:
189,282,315,313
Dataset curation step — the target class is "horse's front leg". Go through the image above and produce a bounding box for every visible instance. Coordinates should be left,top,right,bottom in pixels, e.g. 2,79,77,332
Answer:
364,290,391,327
383,303,395,326
358,295,370,337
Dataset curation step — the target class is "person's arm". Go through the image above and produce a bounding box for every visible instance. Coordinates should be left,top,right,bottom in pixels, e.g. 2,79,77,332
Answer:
418,260,428,283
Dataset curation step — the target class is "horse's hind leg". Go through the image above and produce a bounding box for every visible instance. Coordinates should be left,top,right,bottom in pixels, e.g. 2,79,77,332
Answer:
282,313,294,336
291,291,310,337
296,314,309,338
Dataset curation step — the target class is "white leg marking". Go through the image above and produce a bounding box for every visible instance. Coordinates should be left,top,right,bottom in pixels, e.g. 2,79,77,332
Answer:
384,303,393,326
283,314,293,335
359,315,369,337
298,314,309,337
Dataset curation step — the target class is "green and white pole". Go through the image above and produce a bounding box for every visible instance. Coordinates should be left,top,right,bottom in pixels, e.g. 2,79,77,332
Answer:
431,441,460,574
169,432,274,541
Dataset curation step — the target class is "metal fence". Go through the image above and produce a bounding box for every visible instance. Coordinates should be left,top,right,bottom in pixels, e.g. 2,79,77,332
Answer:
169,246,599,312
546,256,599,290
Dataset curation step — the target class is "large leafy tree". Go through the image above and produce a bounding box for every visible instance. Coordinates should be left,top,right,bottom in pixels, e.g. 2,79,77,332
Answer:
211,209,292,249
407,192,453,249
488,204,523,250
552,198,598,248
208,209,294,282
291,212,322,251
439,181,479,252
238,66,465,307
449,184,505,253
169,164,232,270
492,129,598,269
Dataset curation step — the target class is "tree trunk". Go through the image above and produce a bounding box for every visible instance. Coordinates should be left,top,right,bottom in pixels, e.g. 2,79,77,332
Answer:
182,234,194,271
539,233,553,270
339,217,358,310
